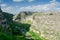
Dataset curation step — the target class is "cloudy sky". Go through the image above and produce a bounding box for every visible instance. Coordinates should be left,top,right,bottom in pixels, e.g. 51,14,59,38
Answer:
0,0,60,14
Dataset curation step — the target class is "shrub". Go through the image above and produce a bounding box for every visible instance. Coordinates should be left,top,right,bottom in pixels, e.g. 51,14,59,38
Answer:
49,13,53,15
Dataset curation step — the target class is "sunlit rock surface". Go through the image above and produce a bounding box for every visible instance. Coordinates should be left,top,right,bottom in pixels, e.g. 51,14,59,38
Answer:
30,13,60,40
13,12,60,40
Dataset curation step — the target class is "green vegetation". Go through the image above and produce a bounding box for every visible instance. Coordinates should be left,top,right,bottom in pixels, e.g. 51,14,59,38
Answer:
27,31,45,40
49,13,53,15
2,12,13,21
0,11,44,40
0,32,13,40
0,20,44,40
23,20,32,24
0,21,30,40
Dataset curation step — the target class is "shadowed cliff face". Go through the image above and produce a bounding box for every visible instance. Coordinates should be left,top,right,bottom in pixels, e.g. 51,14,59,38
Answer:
0,7,8,33
2,12,13,21
0,8,33,40
0,8,6,23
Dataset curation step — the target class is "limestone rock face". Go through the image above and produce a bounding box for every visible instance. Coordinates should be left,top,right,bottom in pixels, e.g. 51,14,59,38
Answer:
30,13,60,40
13,11,33,22
13,12,60,40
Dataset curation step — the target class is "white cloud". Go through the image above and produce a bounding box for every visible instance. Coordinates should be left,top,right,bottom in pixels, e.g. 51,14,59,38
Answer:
28,0,34,2
2,6,14,13
13,0,24,2
1,0,60,14
50,0,56,3
13,0,35,2
53,0,56,2
1,4,7,7
2,6,20,14
19,1,60,12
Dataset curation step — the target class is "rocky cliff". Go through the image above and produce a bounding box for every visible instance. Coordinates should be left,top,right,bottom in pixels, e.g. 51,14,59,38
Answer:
0,7,8,33
0,7,7,25
13,12,60,40
0,7,14,34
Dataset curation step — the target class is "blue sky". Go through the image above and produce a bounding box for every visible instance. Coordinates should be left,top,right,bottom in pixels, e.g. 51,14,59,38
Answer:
0,0,60,14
